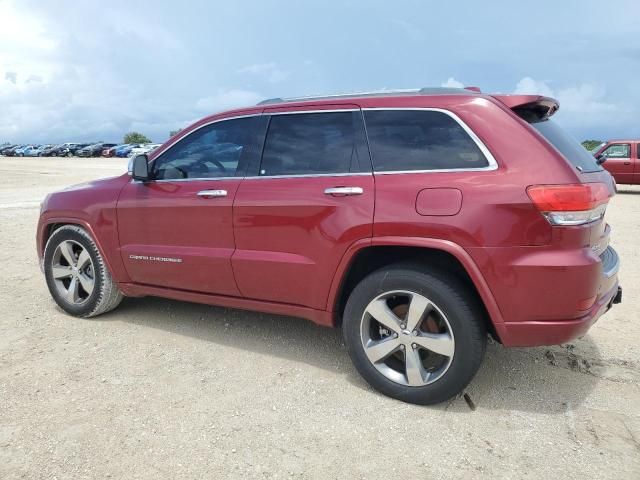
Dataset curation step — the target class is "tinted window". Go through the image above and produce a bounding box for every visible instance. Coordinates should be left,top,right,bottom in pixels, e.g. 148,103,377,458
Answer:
153,116,264,180
364,110,489,172
260,111,367,176
601,143,630,158
528,119,602,173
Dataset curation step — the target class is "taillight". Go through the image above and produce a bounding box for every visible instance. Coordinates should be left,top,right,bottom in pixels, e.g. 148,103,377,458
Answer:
526,183,611,226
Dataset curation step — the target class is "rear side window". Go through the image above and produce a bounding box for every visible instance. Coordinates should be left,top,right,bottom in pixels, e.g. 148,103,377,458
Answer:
526,118,603,173
363,110,489,172
260,111,367,176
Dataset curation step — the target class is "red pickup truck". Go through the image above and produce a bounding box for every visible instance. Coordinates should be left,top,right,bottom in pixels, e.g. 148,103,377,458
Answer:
592,140,640,185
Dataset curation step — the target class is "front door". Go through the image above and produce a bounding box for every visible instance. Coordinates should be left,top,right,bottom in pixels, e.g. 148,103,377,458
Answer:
601,143,633,184
117,114,266,295
232,106,374,310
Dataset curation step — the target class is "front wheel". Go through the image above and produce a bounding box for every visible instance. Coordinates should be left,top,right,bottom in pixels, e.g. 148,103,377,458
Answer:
343,266,486,405
44,225,123,317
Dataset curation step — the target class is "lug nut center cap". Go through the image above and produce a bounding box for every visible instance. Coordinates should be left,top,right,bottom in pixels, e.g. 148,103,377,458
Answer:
401,329,411,336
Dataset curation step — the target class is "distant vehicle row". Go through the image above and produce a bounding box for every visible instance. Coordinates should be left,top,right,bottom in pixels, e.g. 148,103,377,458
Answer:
0,142,161,158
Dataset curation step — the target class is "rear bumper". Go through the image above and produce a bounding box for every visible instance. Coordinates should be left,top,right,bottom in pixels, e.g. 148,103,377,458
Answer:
467,243,621,347
496,282,621,347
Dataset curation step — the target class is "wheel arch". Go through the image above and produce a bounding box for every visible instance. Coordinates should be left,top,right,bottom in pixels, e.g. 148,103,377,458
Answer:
39,218,123,283
328,237,504,338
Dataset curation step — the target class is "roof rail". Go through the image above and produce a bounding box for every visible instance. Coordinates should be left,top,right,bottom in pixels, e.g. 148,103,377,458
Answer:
256,87,480,105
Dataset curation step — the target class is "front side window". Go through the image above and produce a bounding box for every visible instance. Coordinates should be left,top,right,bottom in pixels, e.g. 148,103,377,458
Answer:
601,143,630,158
153,116,264,180
364,110,489,172
259,111,367,176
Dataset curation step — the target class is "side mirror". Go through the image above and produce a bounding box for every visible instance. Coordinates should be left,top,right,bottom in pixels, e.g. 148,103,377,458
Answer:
129,154,150,181
595,154,607,165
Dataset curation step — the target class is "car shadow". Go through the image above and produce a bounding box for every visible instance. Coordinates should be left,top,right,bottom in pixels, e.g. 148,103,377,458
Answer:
109,296,602,414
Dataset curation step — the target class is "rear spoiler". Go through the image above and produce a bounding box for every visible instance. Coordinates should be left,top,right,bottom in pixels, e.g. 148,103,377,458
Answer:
491,94,560,121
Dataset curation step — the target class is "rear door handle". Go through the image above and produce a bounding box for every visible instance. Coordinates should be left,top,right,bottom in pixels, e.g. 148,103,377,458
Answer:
324,186,364,196
197,189,227,198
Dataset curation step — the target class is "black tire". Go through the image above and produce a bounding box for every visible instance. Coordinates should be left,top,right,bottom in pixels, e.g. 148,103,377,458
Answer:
44,225,123,317
343,266,486,405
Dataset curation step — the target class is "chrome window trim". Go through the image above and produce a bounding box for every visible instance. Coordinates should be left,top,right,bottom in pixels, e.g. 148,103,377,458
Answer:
361,107,498,173
133,106,498,184
245,172,373,180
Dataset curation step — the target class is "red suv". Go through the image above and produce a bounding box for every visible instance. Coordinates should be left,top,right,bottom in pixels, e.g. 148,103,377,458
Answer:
37,88,622,404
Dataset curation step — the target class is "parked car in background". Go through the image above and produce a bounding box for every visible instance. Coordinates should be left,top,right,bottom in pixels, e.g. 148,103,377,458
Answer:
22,145,42,156
115,144,141,157
27,145,54,156
3,145,25,156
1,144,18,155
77,143,117,157
592,140,640,185
36,87,621,405
56,143,87,157
128,143,161,157
15,145,35,156
102,144,129,157
39,144,62,156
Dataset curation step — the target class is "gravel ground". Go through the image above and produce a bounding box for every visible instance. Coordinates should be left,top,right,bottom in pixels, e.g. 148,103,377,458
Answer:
0,157,639,479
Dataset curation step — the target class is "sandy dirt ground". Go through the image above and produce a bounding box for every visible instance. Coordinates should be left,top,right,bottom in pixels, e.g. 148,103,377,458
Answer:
0,157,639,479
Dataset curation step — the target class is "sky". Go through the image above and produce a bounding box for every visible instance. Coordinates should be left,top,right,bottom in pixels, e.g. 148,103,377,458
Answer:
1,0,639,144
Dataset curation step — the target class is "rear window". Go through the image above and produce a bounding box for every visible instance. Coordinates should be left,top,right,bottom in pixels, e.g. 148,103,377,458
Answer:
527,118,603,173
363,110,490,172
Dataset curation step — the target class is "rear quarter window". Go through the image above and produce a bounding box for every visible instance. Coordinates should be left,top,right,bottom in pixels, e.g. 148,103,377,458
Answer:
521,116,603,173
363,110,490,172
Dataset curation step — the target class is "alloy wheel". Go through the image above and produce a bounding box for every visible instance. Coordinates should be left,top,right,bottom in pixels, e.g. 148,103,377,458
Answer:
50,240,95,305
360,290,455,386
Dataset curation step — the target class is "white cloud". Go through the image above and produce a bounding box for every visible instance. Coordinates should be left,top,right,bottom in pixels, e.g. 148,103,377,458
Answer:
512,76,629,132
195,89,263,112
513,77,555,98
237,63,290,83
441,77,464,89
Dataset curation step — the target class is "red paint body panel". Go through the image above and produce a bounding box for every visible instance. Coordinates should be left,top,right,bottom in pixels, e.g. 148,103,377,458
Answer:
593,140,640,185
232,174,375,309
36,90,622,350
36,175,131,282
116,179,242,296
415,188,462,216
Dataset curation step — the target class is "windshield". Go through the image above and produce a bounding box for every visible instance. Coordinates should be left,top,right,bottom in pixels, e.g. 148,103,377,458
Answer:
529,119,603,173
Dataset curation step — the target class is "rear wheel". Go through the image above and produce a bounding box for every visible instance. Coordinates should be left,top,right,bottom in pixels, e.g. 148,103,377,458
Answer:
343,266,486,405
44,225,123,317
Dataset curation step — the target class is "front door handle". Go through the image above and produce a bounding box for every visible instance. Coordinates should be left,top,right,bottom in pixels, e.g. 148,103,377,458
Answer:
197,189,227,198
324,186,364,196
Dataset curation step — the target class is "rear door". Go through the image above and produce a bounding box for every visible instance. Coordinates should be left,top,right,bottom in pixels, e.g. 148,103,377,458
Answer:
600,142,633,184
117,114,266,295
231,106,374,309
